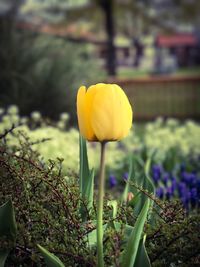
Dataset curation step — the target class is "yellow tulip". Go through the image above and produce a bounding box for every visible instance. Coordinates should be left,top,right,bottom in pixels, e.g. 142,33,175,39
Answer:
77,83,133,142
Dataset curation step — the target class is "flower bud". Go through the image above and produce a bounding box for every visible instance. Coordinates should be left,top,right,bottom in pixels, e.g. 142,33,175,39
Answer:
77,83,133,142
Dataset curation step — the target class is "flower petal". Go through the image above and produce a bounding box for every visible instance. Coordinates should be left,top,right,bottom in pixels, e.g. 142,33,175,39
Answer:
77,85,96,140
91,84,132,141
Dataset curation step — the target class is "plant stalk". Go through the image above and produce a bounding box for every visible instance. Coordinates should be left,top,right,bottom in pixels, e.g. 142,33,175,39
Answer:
97,142,106,267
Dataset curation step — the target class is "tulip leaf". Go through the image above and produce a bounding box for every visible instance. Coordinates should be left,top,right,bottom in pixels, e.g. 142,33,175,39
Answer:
127,156,155,217
86,222,134,248
37,245,65,267
134,172,152,217
0,199,17,241
113,222,134,242
0,199,17,267
121,198,150,267
107,200,118,229
122,155,136,202
107,200,117,219
122,154,146,204
144,158,155,196
134,235,151,267
79,136,94,221
79,135,90,195
86,223,108,247
143,158,156,225
0,251,9,267
122,154,134,203
127,192,141,208
84,168,95,209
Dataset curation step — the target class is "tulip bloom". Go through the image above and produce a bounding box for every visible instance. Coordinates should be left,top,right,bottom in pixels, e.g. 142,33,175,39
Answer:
77,83,133,142
77,83,133,267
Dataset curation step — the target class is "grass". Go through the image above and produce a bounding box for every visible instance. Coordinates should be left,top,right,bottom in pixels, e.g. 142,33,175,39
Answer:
116,66,200,79
175,67,200,77
117,67,149,79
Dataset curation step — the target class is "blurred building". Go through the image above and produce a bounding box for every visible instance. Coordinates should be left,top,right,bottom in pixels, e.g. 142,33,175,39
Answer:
155,33,200,67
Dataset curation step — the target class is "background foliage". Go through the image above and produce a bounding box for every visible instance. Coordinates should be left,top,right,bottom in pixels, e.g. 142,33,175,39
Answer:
0,19,103,122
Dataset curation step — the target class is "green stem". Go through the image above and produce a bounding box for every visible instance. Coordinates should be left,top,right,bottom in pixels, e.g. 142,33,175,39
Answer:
97,142,106,267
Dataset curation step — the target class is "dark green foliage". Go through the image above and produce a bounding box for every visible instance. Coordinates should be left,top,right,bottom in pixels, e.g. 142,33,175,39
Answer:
0,129,131,266
0,127,199,266
146,201,200,267
0,200,17,267
0,137,96,266
37,245,65,267
79,136,95,221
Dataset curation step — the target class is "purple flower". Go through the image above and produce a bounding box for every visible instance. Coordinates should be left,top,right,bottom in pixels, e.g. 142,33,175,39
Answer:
156,187,164,199
190,188,198,207
197,179,200,190
109,175,117,188
123,172,129,181
162,173,169,185
182,172,197,189
171,178,177,192
152,165,163,184
178,182,187,198
181,197,189,210
166,187,173,200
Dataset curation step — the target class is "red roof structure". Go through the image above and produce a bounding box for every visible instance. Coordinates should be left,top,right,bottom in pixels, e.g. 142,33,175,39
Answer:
157,34,198,47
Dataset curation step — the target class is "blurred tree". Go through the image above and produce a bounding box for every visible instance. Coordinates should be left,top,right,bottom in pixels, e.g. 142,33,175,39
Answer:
0,1,103,121
20,0,117,75
19,0,200,76
98,0,116,76
1,0,200,77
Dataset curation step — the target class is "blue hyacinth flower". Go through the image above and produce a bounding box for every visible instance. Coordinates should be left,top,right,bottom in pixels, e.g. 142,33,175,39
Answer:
109,174,117,188
166,187,173,200
152,164,163,184
123,172,129,181
162,173,170,186
156,187,164,199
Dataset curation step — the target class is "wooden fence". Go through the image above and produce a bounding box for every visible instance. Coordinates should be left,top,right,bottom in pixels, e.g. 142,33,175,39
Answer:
108,75,200,121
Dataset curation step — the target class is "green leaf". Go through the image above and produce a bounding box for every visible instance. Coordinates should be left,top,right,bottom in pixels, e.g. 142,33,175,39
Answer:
0,199,17,267
143,158,156,225
144,158,155,196
86,223,107,247
79,136,94,221
84,168,95,210
0,199,17,241
127,192,141,208
122,154,134,203
79,135,90,195
113,222,134,242
37,245,65,267
134,235,151,267
121,199,150,267
107,200,118,229
107,200,117,219
0,251,9,267
122,154,146,204
131,157,155,217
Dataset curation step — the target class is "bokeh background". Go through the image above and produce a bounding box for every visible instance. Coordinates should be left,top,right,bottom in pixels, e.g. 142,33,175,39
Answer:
0,0,200,123
0,0,200,204
1,2,200,265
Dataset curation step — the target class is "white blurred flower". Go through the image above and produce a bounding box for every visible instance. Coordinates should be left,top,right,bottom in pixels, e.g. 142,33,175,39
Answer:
31,111,41,121
0,108,4,116
7,105,19,115
60,112,69,121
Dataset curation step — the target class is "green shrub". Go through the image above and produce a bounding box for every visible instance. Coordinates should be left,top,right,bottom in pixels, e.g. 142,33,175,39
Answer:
0,135,95,266
0,19,104,122
146,204,200,267
0,126,200,266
